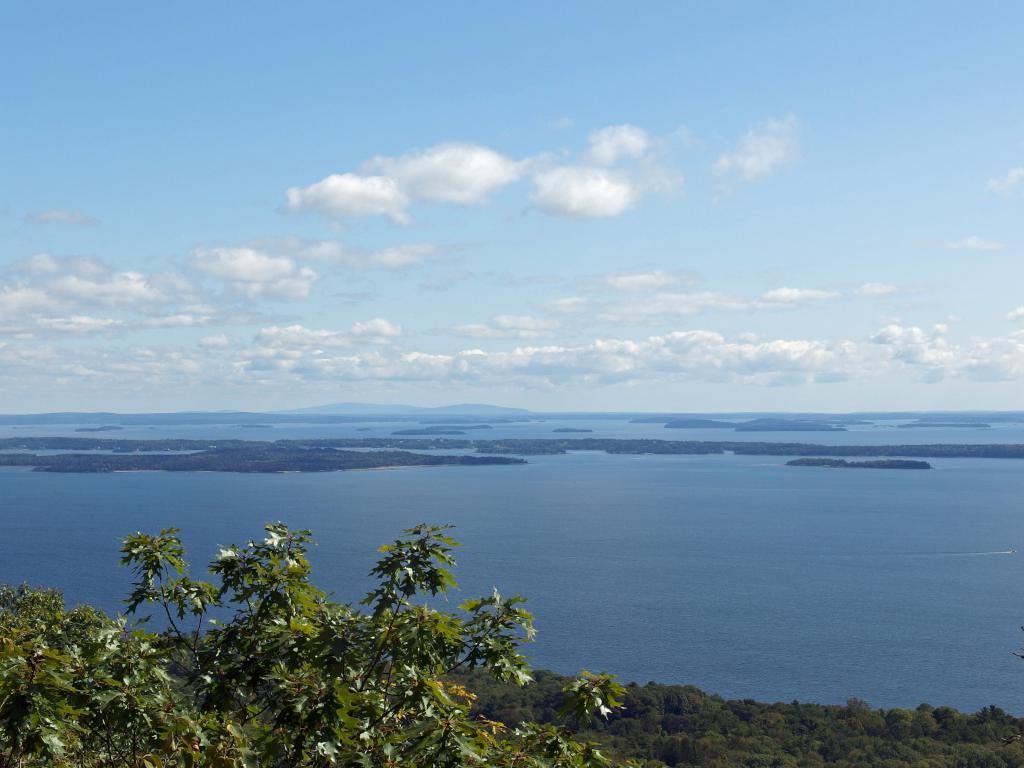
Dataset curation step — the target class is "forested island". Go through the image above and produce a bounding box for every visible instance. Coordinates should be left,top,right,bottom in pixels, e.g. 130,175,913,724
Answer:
3,436,1024,471
663,418,736,429
391,428,468,436
898,421,991,429
733,418,847,432
0,444,524,473
552,427,593,433
786,458,933,470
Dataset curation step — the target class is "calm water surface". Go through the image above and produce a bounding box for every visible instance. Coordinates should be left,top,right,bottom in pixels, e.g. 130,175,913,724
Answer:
3,423,1024,712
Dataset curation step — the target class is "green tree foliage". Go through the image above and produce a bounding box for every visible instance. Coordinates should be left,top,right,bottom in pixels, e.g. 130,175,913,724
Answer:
0,524,630,767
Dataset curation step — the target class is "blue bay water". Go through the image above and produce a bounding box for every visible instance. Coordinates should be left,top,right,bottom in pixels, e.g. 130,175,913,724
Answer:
3,421,1024,713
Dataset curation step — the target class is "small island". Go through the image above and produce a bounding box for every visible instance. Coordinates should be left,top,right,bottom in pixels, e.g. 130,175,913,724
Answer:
552,428,593,433
786,458,932,470
898,421,991,429
74,425,123,433
734,418,847,432
418,423,494,430
663,418,736,429
391,428,467,436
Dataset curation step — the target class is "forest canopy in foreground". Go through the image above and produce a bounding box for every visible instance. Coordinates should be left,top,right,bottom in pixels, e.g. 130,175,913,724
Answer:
0,524,627,767
3,524,1024,767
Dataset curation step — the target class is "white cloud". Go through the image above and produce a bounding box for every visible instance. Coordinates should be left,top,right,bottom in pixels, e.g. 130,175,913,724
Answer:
366,143,525,204
26,209,99,226
142,314,213,328
944,236,1006,251
449,314,559,339
0,286,61,316
51,271,172,306
199,334,231,348
597,287,840,323
191,247,318,300
988,167,1024,194
588,124,651,165
596,271,686,292
235,327,871,387
294,239,439,270
364,244,439,269
15,253,60,274
857,282,899,297
714,115,798,184
284,143,524,223
1008,306,1024,321
256,324,353,350
284,173,409,224
545,296,589,313
759,287,839,304
36,316,123,333
532,166,637,217
0,256,200,337
255,319,401,351
598,291,749,322
350,318,402,339
871,323,956,373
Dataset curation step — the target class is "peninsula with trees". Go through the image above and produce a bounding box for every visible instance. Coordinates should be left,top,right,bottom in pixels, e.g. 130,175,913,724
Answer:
786,458,933,470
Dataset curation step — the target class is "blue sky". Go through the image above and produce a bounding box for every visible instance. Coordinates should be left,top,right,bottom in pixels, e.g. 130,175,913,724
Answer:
2,2,1023,412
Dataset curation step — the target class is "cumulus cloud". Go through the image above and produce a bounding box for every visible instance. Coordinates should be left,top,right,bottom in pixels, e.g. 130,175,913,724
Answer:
588,124,651,165
25,209,100,226
1008,306,1024,322
857,282,899,297
944,236,1006,251
285,131,684,223
255,319,401,351
366,143,525,204
714,115,798,184
759,287,840,304
350,318,402,339
0,286,62,317
0,255,205,338
8,319,1024,396
284,173,409,224
52,271,174,306
292,239,440,270
545,296,589,314
871,323,956,375
593,271,688,292
988,167,1024,194
532,166,637,217
191,247,318,300
596,286,841,323
449,315,560,339
199,334,231,348
36,316,123,333
15,253,61,274
285,143,525,223
233,327,872,388
142,314,213,328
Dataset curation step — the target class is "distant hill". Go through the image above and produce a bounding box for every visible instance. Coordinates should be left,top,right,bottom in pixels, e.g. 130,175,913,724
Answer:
281,402,532,416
